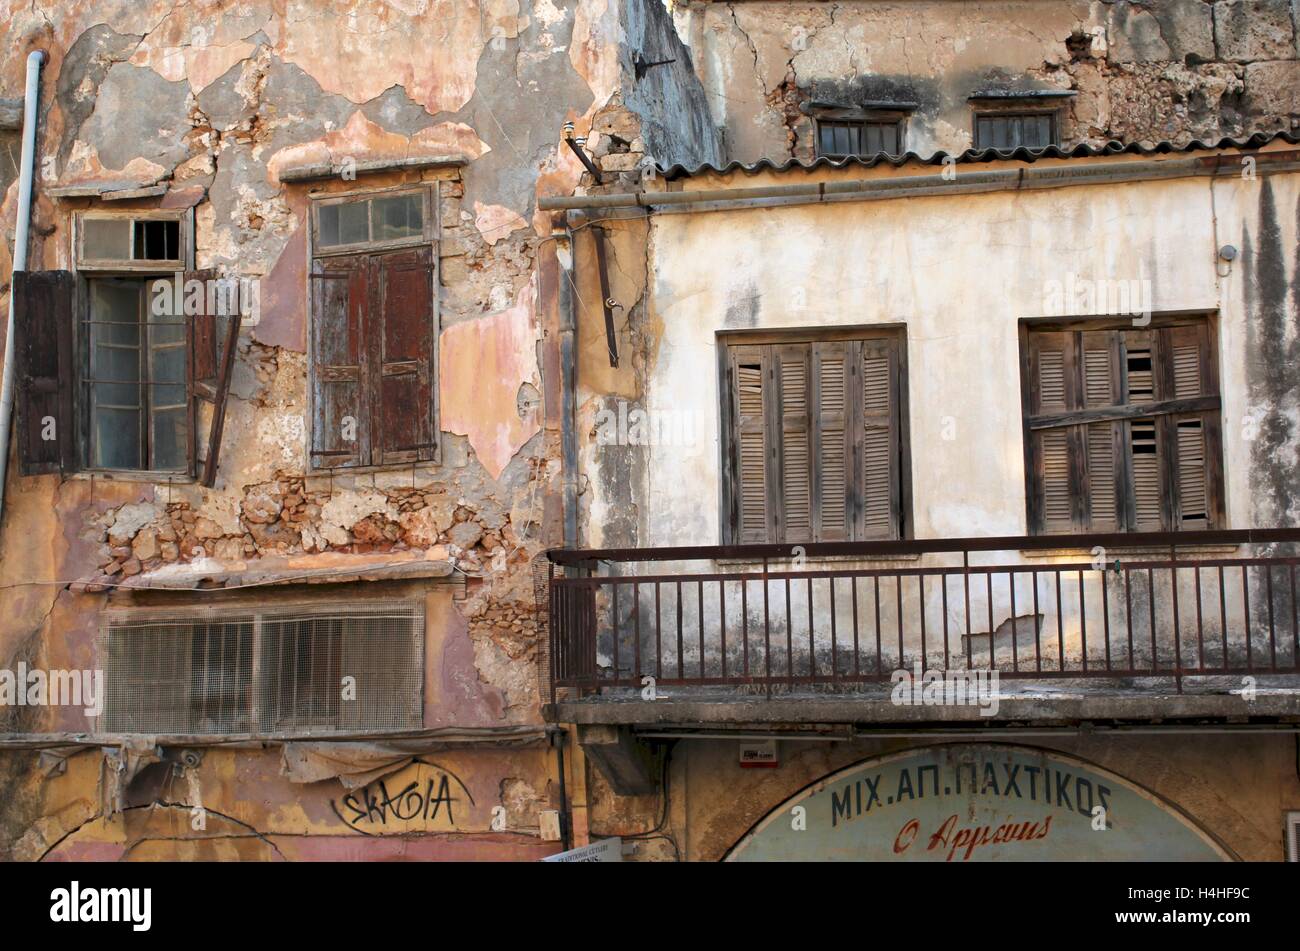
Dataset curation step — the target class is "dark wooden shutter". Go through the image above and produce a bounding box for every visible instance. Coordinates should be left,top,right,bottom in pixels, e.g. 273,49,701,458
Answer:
310,255,368,469
1080,330,1121,531
811,341,851,541
12,270,76,475
774,344,812,542
861,337,899,539
372,246,436,465
1122,329,1164,530
1028,331,1075,533
729,345,768,543
1164,323,1217,529
184,270,241,486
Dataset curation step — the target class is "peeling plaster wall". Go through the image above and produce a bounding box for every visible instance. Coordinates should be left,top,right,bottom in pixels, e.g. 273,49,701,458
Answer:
671,0,1300,164
0,0,720,859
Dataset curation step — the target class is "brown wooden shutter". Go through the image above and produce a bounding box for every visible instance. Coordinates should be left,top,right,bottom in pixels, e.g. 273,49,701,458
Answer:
729,345,768,543
183,270,241,486
1122,329,1164,530
310,255,369,469
811,341,851,541
372,246,436,465
773,344,811,542
1164,323,1215,529
1028,331,1075,533
861,337,899,540
1080,330,1120,531
12,270,76,475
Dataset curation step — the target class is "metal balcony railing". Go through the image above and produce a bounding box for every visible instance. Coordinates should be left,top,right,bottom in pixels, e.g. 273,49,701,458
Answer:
543,530,1300,702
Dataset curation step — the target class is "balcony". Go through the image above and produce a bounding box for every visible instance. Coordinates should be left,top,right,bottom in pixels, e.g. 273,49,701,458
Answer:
542,530,1300,729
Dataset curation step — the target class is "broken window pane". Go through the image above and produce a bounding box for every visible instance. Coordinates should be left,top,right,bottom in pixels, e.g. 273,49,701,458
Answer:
132,219,180,261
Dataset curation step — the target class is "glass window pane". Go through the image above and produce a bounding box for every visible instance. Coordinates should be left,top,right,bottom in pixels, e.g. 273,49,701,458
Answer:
317,200,369,247
82,218,131,261
93,407,142,469
371,194,423,241
317,203,341,247
151,407,187,471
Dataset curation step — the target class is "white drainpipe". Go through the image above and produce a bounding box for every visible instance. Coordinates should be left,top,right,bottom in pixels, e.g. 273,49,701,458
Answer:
0,50,47,524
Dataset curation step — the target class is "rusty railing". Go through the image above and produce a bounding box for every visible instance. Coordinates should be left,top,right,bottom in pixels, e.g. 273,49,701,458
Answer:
545,530,1300,701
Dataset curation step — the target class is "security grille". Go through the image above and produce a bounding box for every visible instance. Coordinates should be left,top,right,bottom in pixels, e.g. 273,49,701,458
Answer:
101,601,424,735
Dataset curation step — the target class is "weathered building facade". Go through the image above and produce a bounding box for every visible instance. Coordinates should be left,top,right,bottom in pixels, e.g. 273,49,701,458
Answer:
1,0,1299,862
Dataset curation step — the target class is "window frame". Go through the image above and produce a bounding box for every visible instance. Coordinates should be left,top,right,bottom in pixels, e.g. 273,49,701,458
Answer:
716,325,912,545
99,599,427,737
1018,312,1225,536
309,184,437,257
306,183,442,473
73,209,193,273
970,100,1062,150
811,106,910,159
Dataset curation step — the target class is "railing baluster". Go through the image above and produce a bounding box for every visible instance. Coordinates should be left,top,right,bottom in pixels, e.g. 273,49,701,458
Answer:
874,575,883,678
1125,566,1134,671
699,579,706,682
1009,569,1018,674
1101,569,1111,673
917,574,926,674
1242,564,1252,672
1266,564,1277,671
763,559,771,698
719,580,727,682
809,575,816,682
676,580,684,681
1032,569,1041,674
941,570,950,674
786,576,794,692
1194,565,1204,673
741,578,749,679
1079,569,1087,675
1218,565,1228,672
1169,547,1181,692
852,576,861,680
1056,570,1064,672
829,576,838,684
612,582,621,686
1147,568,1156,675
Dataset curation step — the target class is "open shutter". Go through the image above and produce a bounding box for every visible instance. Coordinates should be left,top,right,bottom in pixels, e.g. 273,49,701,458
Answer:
1081,330,1121,531
730,345,768,543
12,271,76,475
185,270,241,487
310,256,368,469
812,341,851,541
1164,324,1214,529
373,246,436,465
1029,331,1075,533
774,344,811,543
861,338,899,539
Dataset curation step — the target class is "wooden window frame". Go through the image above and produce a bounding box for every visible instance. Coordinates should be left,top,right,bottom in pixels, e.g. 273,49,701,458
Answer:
971,104,1060,150
306,184,441,473
310,184,437,257
1018,312,1225,535
812,107,910,159
717,325,912,545
73,209,193,273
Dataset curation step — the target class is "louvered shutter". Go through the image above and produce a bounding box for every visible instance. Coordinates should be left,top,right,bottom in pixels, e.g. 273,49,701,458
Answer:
774,345,812,542
310,256,369,468
812,341,851,541
373,246,436,465
729,345,768,543
1081,330,1120,531
1165,324,1213,529
1029,331,1075,533
1122,329,1165,530
861,338,899,539
12,271,76,475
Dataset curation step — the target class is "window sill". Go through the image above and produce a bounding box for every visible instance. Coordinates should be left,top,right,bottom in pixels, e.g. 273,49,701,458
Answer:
1020,544,1241,560
66,469,193,485
715,552,923,568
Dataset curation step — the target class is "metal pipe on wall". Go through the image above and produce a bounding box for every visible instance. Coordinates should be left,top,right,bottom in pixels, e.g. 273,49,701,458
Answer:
0,50,48,526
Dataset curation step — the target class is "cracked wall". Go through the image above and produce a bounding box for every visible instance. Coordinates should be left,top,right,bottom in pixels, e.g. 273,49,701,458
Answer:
0,0,724,859
671,0,1300,164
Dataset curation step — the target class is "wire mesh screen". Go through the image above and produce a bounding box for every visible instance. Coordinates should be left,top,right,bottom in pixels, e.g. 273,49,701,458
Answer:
101,601,424,735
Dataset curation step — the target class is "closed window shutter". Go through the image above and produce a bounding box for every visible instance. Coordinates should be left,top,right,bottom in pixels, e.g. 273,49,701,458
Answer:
861,338,899,539
310,256,369,468
1122,330,1165,530
774,345,812,542
373,246,436,465
1029,331,1075,532
12,270,76,475
1081,330,1120,531
812,341,851,541
730,346,768,543
1166,324,1213,529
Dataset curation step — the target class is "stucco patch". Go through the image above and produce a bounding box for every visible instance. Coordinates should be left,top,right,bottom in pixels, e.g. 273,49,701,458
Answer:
439,281,541,481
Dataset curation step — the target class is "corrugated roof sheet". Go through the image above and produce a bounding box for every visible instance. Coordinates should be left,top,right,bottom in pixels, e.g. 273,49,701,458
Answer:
659,130,1300,180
